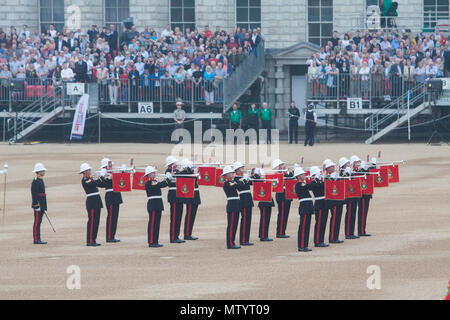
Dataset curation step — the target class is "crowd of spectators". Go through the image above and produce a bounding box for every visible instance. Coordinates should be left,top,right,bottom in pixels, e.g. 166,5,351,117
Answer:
307,28,450,101
0,23,264,105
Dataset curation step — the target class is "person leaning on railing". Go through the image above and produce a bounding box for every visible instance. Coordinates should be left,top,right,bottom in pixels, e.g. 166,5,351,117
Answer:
203,66,215,106
403,59,415,93
0,64,12,100
107,65,120,105
307,60,318,98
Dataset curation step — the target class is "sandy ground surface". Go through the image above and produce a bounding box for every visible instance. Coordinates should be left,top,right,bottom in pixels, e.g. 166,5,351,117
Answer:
0,142,449,300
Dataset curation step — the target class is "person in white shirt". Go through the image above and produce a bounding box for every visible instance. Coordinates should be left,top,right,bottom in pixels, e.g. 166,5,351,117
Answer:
48,25,57,38
161,25,173,39
61,62,74,81
135,56,145,75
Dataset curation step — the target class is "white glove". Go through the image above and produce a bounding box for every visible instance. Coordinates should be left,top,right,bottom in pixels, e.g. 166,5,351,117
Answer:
360,161,367,170
243,173,250,181
293,163,300,169
254,168,261,176
100,168,107,177
345,167,353,175
260,169,266,177
165,172,173,180
330,172,338,179
371,157,377,165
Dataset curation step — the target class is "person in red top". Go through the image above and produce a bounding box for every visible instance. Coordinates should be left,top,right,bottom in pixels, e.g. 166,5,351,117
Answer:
204,25,212,39
207,53,219,65
227,37,239,51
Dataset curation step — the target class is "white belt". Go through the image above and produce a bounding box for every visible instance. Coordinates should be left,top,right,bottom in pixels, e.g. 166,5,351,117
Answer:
148,196,162,200
239,190,251,195
194,188,199,191
315,196,325,200
168,187,177,191
227,197,240,201
299,197,313,203
87,192,100,197
105,189,114,193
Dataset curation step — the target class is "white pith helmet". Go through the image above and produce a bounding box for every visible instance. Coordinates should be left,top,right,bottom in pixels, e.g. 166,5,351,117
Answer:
144,166,157,177
233,161,244,171
293,167,306,178
79,163,91,173
272,159,285,170
100,158,112,169
338,157,350,168
165,156,178,167
33,163,47,173
221,166,235,176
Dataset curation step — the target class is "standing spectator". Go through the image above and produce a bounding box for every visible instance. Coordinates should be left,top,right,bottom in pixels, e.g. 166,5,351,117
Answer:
326,63,339,98
260,102,273,144
173,101,186,129
97,61,108,101
203,65,214,105
0,64,12,100
107,65,119,104
229,103,242,130
61,62,74,81
74,55,88,83
359,61,370,100
288,101,300,144
389,58,403,97
403,59,415,92
128,64,139,101
107,25,118,54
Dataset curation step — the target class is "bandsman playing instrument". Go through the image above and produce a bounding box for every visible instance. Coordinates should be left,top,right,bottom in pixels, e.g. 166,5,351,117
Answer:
80,163,105,247
222,166,241,249
254,168,275,242
309,166,329,248
179,159,200,241
294,167,314,252
144,166,168,248
233,162,254,246
324,159,344,244
98,158,122,243
341,157,359,240
165,156,185,244
272,159,293,239
31,163,48,245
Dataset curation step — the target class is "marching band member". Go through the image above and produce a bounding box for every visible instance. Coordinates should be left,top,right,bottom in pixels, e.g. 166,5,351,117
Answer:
294,167,314,252
165,156,185,244
233,162,254,246
272,159,293,239
324,159,344,244
80,163,105,247
98,158,122,243
254,168,275,242
357,160,373,237
341,157,359,240
309,166,329,248
180,159,200,241
144,166,168,248
222,166,241,249
31,163,48,245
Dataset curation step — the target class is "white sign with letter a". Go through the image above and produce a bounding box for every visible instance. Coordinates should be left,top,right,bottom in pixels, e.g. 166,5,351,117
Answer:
138,102,154,114
347,97,363,110
67,83,85,96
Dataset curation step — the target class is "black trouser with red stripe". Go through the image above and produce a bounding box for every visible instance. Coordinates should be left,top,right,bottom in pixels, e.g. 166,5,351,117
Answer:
86,206,101,245
239,206,252,244
276,200,291,236
169,201,183,241
258,206,272,239
344,199,358,237
184,203,198,238
313,201,328,245
106,203,120,241
148,210,162,245
328,201,344,242
357,196,371,236
298,213,312,249
33,209,44,243
226,210,240,248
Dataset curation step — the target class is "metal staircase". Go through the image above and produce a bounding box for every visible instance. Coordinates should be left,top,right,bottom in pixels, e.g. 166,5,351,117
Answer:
223,42,265,113
7,86,64,142
364,82,433,144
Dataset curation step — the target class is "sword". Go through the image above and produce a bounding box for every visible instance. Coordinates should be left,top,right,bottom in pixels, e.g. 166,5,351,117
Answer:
44,211,56,233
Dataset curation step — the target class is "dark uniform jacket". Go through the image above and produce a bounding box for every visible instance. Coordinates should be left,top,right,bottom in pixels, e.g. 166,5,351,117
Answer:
295,181,314,214
234,176,254,209
223,179,240,213
145,179,168,212
166,168,183,203
309,178,326,209
31,177,47,211
275,170,294,203
98,176,123,206
82,177,105,210
180,168,201,205
288,107,300,125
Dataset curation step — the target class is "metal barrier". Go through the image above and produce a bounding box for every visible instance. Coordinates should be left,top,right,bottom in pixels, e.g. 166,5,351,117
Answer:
307,73,430,108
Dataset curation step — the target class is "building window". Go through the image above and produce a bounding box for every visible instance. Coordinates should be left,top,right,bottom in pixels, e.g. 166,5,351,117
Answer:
105,0,130,32
40,0,65,34
424,0,449,29
170,0,195,33
236,0,261,31
308,0,333,47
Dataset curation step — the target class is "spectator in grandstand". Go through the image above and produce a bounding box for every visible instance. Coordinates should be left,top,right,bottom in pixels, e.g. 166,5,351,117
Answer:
0,64,12,99
403,59,415,92
203,65,215,105
108,64,119,105
75,55,88,83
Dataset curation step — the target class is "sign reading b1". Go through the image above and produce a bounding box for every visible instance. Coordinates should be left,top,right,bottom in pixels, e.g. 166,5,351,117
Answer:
347,97,363,110
138,102,154,114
